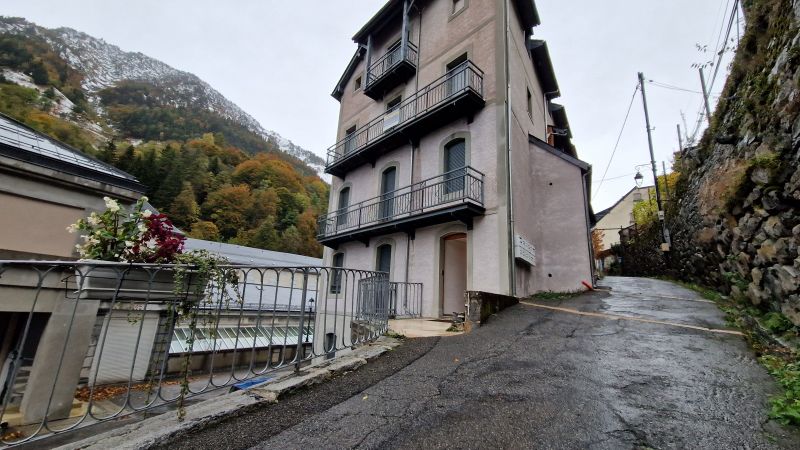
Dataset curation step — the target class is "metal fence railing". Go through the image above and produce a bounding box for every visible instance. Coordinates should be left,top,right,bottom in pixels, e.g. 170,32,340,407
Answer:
366,41,418,87
326,60,484,168
389,282,423,318
317,166,484,240
0,261,390,447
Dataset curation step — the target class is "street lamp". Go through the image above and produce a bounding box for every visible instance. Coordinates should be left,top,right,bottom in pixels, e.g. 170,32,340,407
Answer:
634,170,644,188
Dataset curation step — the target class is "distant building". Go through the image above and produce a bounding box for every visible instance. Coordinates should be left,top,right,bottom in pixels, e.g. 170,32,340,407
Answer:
318,0,595,321
592,185,655,272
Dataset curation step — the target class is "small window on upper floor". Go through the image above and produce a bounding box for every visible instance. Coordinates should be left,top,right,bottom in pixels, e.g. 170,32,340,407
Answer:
633,192,643,202
354,76,362,91
526,87,533,119
386,95,402,111
452,0,466,15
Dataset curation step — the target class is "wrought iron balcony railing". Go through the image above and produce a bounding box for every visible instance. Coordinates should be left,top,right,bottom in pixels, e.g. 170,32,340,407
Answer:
363,41,418,97
317,166,484,242
327,61,484,175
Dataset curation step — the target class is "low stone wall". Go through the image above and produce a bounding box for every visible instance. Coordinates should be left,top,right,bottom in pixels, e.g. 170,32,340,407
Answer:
464,290,519,331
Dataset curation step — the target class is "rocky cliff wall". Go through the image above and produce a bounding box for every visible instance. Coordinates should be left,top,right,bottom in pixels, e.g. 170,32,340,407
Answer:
669,0,800,324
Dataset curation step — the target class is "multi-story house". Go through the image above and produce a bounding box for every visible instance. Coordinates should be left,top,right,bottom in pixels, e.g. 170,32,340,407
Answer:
317,0,595,320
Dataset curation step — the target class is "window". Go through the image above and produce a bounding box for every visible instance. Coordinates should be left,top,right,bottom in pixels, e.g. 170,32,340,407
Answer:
526,87,533,119
386,95,402,111
376,244,392,274
344,125,357,154
445,53,468,96
336,187,350,228
354,76,362,91
444,139,466,194
452,0,466,15
380,167,397,220
330,252,344,294
633,192,643,202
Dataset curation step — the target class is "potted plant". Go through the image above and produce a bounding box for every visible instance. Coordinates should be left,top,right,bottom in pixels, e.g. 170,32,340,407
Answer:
68,196,240,306
69,196,199,300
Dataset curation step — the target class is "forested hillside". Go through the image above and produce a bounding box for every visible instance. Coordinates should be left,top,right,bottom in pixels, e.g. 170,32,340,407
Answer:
0,18,328,257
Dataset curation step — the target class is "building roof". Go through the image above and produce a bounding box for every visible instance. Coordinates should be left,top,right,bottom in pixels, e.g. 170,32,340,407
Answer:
334,1,543,101
352,0,541,43
184,238,323,267
0,113,145,192
332,47,365,101
527,39,559,98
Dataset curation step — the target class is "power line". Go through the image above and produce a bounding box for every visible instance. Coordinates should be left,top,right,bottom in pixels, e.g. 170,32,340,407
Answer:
648,80,704,94
688,0,740,143
593,85,639,197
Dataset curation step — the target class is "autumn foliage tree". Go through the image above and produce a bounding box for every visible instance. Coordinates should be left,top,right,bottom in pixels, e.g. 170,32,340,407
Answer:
113,134,327,257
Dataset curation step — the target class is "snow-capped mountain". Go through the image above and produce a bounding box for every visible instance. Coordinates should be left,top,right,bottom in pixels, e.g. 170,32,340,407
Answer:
0,17,326,175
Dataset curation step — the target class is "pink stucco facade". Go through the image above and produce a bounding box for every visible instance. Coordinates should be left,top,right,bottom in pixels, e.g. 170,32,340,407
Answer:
320,0,593,319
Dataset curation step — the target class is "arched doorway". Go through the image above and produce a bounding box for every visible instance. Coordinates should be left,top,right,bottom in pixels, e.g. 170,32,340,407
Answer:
440,232,467,318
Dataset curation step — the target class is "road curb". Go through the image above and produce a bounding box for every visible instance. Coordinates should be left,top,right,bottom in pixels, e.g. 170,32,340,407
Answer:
56,337,401,450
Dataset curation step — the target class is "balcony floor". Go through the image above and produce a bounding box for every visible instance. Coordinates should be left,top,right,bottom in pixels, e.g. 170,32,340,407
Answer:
363,60,417,100
319,202,484,248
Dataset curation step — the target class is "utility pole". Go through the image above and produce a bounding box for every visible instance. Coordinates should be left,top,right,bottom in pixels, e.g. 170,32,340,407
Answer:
698,68,713,125
637,72,670,249
676,124,684,153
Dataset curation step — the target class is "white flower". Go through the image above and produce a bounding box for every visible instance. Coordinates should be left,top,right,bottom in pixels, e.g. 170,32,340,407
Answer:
140,196,148,203
125,240,135,248
138,223,148,232
146,238,158,249
104,197,120,212
142,210,153,218
87,214,100,226
66,224,78,233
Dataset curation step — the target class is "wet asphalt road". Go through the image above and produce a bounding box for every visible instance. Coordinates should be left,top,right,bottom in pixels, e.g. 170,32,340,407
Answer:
179,276,800,449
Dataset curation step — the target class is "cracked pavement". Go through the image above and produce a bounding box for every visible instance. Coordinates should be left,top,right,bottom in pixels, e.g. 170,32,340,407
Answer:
187,277,800,449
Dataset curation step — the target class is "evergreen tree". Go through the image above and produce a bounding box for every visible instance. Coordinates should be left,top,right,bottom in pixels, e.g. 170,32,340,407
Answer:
98,140,117,164
117,145,136,172
29,61,49,85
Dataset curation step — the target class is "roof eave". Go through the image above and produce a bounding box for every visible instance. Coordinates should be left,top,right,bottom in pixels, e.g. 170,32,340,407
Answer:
527,39,560,98
332,47,365,101
352,0,405,44
528,134,589,172
513,0,542,30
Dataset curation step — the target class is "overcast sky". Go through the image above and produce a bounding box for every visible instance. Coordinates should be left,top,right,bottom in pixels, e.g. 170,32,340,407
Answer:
2,0,740,210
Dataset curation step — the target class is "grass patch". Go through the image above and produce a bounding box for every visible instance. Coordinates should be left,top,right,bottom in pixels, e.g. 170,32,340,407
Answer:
530,290,582,301
760,355,800,426
384,330,406,340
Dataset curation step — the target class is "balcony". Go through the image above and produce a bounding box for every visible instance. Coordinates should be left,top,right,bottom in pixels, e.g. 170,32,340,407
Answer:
363,41,418,99
326,61,485,177
317,166,485,247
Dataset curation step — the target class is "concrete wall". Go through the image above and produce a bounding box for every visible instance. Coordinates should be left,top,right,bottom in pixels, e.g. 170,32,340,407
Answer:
0,158,142,259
